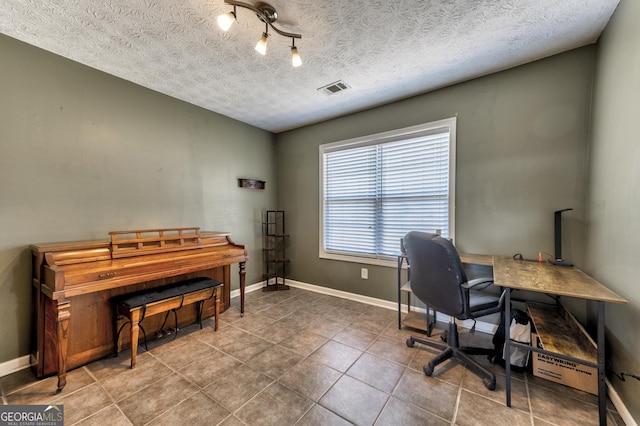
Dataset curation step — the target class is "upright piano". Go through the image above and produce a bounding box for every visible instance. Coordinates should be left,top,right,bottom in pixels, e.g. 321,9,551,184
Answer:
30,227,247,392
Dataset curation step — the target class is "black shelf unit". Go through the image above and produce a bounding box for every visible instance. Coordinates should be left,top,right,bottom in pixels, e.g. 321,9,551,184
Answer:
262,210,290,291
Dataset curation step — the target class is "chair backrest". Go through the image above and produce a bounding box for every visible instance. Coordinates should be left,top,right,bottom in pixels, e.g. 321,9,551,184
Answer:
403,231,468,317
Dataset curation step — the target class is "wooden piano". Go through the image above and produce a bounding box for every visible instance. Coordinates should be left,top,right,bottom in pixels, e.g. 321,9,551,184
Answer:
30,227,247,393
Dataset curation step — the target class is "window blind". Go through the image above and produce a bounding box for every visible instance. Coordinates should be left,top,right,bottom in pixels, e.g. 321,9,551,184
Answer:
321,121,453,260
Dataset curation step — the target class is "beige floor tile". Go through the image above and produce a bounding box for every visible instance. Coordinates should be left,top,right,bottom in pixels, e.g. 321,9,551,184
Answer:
245,344,304,379
350,312,394,335
309,340,363,372
87,349,146,381
381,324,424,342
304,317,346,339
101,354,173,402
254,320,300,344
230,312,277,333
201,364,273,412
53,382,113,425
346,353,405,393
529,383,602,426
218,332,273,362
332,327,377,351
0,368,39,396
456,390,532,426
362,305,397,320
296,403,354,425
393,369,458,421
74,404,132,426
177,349,241,387
461,368,530,413
278,357,342,401
336,300,372,313
235,382,314,425
146,391,230,426
193,324,249,348
217,306,244,323
256,301,300,319
366,335,416,366
279,310,325,329
319,375,388,426
408,345,466,386
218,415,246,426
279,329,329,357
5,367,95,406
118,373,198,426
375,396,449,426
324,307,364,324
150,336,214,369
527,373,599,405
304,301,339,316
241,298,276,314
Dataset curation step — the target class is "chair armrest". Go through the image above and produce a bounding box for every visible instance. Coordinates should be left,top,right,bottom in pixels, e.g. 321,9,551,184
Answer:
462,278,494,291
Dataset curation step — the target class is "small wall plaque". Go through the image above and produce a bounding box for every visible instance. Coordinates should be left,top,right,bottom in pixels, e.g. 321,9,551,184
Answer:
238,178,266,190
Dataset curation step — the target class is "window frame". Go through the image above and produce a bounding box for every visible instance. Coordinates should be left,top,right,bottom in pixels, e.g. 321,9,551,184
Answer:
318,117,457,267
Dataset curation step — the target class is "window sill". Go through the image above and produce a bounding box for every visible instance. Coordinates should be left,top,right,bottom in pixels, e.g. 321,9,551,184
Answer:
319,251,397,268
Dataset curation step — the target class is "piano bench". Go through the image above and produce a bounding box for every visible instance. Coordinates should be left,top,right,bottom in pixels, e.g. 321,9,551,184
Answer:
114,277,223,368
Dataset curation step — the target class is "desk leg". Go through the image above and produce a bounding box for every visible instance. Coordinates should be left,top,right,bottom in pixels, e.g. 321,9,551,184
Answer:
397,256,402,329
597,301,606,425
505,289,512,407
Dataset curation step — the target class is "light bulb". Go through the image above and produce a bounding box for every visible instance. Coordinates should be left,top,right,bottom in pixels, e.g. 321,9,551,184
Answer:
255,33,268,55
291,46,302,67
217,11,235,31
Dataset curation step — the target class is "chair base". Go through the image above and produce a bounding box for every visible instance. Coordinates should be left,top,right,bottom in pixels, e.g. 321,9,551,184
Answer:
406,320,497,390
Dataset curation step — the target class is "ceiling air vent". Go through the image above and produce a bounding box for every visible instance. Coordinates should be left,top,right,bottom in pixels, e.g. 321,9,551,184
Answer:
318,80,350,95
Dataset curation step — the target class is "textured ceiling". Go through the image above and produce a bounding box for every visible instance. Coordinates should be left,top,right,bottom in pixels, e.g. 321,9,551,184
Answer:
0,0,619,133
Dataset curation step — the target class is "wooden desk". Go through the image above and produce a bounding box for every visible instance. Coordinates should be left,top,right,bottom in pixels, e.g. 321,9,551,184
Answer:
493,257,627,425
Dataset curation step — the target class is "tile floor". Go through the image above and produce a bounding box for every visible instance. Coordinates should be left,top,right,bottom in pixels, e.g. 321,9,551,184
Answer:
1,287,626,425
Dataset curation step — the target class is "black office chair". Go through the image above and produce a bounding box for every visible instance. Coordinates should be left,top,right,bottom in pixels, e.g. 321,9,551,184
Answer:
403,231,504,390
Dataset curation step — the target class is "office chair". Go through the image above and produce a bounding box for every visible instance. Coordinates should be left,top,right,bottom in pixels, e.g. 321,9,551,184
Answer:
403,231,504,390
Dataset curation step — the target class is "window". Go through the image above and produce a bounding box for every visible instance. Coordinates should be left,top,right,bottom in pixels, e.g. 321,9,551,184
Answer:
319,118,456,264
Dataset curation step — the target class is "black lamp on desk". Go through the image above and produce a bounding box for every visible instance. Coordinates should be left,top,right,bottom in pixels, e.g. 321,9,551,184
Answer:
549,208,573,267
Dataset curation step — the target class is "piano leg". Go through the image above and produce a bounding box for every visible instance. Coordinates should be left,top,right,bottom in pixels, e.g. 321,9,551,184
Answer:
239,261,246,317
129,309,142,369
55,299,71,394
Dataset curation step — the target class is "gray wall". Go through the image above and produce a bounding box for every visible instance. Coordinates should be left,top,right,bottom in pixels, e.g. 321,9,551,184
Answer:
276,47,594,305
587,0,640,420
0,34,277,363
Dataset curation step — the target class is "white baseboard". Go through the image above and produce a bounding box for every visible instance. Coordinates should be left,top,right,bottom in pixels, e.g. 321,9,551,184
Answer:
0,355,31,378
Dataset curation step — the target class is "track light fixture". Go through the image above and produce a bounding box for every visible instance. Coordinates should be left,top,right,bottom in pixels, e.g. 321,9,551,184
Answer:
217,1,302,66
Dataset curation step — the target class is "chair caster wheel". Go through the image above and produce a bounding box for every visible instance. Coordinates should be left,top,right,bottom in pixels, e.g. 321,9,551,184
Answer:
423,364,434,376
406,338,415,348
483,378,496,390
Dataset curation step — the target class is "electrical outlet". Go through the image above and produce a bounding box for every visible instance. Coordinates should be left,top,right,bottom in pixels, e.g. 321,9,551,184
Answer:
361,268,368,279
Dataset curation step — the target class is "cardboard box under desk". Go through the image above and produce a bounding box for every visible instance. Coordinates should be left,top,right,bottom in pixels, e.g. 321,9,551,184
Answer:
528,302,598,395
